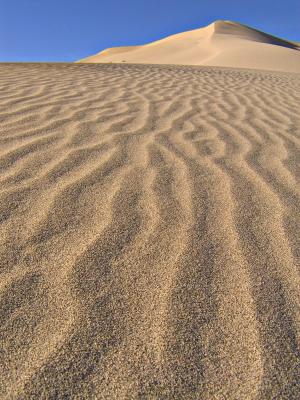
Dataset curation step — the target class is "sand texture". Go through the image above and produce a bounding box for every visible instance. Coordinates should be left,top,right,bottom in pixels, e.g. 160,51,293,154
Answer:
0,63,300,399
78,21,300,74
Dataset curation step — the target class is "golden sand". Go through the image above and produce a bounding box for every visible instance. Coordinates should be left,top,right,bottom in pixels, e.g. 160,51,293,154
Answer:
0,63,299,399
78,21,300,74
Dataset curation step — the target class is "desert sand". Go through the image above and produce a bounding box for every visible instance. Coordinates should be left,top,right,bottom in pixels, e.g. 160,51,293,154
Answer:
78,20,300,73
0,61,299,399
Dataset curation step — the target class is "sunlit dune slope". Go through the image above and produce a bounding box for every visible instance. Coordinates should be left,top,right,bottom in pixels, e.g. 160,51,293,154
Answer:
78,20,300,73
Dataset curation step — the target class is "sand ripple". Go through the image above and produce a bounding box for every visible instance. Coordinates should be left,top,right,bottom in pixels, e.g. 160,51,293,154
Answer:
0,63,299,399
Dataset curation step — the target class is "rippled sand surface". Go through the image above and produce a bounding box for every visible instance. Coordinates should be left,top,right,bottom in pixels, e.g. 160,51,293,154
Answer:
0,63,300,399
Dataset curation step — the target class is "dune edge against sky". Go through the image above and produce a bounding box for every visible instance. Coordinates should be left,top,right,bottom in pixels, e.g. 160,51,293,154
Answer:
77,20,300,73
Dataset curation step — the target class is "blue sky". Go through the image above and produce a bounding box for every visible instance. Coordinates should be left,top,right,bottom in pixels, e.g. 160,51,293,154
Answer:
1,0,299,62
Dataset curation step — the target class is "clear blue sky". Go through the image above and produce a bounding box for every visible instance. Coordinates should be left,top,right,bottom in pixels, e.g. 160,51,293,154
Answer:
1,0,299,62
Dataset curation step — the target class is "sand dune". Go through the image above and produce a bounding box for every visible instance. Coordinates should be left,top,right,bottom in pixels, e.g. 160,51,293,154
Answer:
78,20,300,73
0,62,300,399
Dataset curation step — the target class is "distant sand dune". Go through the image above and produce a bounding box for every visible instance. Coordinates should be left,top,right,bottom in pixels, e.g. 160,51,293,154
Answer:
0,63,300,399
78,21,300,74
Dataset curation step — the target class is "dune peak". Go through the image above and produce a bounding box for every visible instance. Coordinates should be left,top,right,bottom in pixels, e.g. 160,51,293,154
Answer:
77,20,300,73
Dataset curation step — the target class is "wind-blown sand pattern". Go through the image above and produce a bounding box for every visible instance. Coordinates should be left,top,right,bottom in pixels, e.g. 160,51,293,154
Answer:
0,63,299,399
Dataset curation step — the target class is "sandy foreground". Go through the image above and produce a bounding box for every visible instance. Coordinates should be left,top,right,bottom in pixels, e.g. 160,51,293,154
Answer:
0,63,299,399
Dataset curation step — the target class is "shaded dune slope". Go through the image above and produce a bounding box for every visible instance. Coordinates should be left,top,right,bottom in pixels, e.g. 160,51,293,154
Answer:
0,63,300,399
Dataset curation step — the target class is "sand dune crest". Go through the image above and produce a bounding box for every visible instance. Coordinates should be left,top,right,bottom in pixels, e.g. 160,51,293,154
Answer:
78,20,300,73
